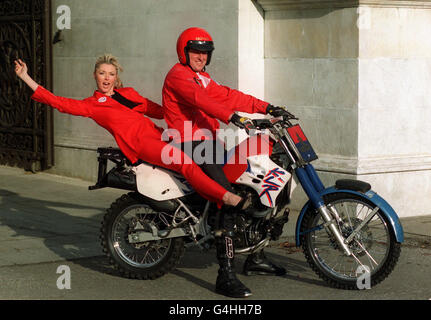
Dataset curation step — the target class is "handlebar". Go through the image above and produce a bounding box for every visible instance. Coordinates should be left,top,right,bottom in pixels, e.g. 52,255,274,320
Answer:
251,112,298,130
230,110,297,133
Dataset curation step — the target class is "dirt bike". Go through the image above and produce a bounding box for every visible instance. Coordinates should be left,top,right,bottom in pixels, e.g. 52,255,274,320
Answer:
89,113,403,289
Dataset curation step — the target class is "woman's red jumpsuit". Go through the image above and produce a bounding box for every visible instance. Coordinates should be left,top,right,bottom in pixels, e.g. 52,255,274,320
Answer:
31,85,227,204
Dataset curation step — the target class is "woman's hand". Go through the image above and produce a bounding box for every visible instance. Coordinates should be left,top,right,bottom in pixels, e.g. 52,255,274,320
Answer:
14,59,28,79
14,59,39,91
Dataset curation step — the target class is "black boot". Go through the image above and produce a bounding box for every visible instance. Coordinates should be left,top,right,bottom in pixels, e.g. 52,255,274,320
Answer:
215,232,252,298
243,249,286,276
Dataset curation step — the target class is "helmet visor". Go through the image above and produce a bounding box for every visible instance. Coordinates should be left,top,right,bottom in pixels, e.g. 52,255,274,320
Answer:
187,40,214,53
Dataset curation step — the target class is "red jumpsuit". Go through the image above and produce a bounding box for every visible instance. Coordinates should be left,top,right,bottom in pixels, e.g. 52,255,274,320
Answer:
31,85,227,204
162,63,269,142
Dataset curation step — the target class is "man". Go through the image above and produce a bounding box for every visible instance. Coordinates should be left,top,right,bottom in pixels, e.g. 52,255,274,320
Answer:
162,27,288,298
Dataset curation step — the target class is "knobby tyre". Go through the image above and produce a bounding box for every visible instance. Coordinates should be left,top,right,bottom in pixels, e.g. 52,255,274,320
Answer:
100,192,185,280
301,192,401,289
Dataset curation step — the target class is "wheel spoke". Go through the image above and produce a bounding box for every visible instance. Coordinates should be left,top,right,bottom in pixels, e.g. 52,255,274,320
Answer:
354,239,378,267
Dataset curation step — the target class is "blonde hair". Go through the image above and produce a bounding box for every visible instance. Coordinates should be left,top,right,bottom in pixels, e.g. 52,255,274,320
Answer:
94,54,124,88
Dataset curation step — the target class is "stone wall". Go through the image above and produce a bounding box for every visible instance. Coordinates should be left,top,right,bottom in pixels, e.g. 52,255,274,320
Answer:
264,6,359,160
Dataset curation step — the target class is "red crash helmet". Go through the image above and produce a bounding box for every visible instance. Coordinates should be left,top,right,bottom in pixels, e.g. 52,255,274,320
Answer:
176,27,214,66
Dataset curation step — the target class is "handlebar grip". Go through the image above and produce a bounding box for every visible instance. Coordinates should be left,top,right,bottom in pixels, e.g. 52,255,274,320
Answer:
252,119,272,129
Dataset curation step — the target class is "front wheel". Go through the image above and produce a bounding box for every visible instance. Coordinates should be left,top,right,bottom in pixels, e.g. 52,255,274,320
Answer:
100,193,185,280
301,192,401,289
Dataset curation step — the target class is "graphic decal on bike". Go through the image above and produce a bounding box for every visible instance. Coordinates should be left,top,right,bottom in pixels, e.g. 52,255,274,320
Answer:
259,168,286,207
245,159,252,174
225,236,234,259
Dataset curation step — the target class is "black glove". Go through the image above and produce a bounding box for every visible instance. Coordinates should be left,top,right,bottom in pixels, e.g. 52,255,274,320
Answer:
230,113,256,133
266,104,296,119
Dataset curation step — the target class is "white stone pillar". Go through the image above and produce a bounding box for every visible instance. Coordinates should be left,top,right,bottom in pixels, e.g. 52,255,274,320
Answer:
238,0,265,100
357,3,431,217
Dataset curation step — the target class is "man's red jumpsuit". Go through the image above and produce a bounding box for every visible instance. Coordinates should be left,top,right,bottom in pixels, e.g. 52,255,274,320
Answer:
31,85,227,203
162,63,269,143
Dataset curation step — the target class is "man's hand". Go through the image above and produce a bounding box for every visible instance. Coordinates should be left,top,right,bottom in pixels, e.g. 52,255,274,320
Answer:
266,104,296,119
230,113,256,133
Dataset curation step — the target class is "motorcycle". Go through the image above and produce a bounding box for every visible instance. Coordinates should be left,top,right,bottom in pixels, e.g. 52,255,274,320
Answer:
89,113,403,289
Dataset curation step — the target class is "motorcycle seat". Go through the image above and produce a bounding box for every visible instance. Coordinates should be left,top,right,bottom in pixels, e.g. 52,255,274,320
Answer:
335,179,371,193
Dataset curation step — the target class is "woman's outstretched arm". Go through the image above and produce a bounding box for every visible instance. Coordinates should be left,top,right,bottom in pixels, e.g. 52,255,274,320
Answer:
14,59,92,117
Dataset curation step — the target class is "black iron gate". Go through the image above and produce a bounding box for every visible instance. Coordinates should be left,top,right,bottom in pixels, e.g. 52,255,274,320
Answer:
0,0,53,171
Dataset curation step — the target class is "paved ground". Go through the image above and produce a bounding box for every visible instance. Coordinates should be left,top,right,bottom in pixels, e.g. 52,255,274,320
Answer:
0,243,430,300
0,165,430,301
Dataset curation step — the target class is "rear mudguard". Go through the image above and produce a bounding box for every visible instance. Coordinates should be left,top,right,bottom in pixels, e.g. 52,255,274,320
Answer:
295,186,404,246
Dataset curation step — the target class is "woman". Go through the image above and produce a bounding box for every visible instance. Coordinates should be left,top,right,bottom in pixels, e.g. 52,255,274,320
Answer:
14,54,244,207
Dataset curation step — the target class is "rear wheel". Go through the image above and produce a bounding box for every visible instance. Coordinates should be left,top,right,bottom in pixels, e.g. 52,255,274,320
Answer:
301,192,401,289
100,193,185,279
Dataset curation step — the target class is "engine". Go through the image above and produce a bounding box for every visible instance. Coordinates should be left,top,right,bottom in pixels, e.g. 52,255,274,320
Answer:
232,189,271,249
234,213,267,249
232,184,290,249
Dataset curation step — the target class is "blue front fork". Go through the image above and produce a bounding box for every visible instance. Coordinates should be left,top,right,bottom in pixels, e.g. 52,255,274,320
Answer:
295,164,355,255
295,164,325,209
